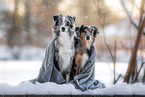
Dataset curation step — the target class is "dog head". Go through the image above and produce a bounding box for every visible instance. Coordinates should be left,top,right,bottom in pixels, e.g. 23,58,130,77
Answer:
52,14,76,37
75,25,99,49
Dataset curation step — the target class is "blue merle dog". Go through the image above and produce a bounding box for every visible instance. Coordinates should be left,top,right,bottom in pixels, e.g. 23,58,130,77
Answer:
74,25,99,76
52,14,76,82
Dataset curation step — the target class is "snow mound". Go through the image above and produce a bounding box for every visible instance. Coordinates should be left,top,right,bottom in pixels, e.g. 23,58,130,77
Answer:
0,81,82,95
0,81,145,95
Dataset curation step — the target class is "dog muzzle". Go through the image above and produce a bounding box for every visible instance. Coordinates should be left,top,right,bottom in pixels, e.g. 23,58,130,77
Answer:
61,27,65,32
85,35,91,41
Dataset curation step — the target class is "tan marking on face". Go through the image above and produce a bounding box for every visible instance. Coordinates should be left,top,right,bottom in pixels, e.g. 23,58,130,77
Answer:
80,32,94,47
80,32,87,47
86,35,94,46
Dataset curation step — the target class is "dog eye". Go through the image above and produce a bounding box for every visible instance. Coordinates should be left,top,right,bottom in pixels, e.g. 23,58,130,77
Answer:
91,30,93,33
82,32,87,35
66,21,73,28
66,21,70,26
83,31,87,34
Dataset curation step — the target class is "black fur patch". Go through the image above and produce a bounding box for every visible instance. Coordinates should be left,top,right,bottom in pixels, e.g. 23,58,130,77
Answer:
91,26,99,38
75,25,99,38
52,15,76,39
52,14,76,82
53,14,62,22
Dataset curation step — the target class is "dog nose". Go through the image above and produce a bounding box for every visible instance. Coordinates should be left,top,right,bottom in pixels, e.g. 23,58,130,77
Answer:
62,27,65,32
86,35,91,41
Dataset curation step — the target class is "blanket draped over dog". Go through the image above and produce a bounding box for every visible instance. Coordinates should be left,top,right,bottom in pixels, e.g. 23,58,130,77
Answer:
30,38,105,91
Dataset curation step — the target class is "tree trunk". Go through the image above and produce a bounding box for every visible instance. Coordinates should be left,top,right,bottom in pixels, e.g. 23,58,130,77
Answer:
124,0,145,83
7,0,19,48
124,17,145,83
143,66,145,83
24,0,31,45
113,39,116,84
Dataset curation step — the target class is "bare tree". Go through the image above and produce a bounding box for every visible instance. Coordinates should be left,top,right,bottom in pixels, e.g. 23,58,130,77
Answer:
7,0,19,48
24,0,31,45
124,0,145,83
94,0,121,84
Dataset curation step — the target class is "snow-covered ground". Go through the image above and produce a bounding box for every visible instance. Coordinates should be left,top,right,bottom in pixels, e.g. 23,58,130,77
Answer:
0,46,45,61
0,61,145,95
1,81,145,95
0,61,41,85
0,61,128,86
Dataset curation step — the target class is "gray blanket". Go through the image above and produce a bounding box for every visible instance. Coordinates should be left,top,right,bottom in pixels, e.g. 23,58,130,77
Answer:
30,38,105,91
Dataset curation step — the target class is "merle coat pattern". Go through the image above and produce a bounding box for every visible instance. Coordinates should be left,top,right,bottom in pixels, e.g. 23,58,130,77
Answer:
74,25,99,76
52,14,75,82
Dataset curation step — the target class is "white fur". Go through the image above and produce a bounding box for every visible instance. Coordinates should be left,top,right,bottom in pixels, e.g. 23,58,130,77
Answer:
54,16,75,73
58,32,74,72
86,36,92,50
80,53,88,72
86,42,91,50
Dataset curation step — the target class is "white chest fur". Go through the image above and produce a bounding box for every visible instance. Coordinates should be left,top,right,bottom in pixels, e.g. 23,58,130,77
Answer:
80,53,88,72
57,33,74,72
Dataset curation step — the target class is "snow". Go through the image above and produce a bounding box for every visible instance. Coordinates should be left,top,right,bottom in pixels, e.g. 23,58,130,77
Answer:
92,83,145,95
0,61,41,85
0,46,45,60
0,81,82,95
0,2,9,12
0,61,129,86
0,61,145,95
0,81,145,95
101,18,138,37
85,16,88,18
0,45,134,63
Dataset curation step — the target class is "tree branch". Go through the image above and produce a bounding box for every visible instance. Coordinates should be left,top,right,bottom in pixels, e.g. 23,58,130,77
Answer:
121,0,145,35
94,0,121,84
124,16,145,83
114,74,122,84
94,0,115,63
133,62,145,83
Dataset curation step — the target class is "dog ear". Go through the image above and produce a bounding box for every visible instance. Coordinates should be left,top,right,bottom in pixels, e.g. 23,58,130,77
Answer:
80,25,84,30
72,16,76,22
75,25,84,37
91,26,99,38
75,27,80,37
53,15,59,21
53,14,62,21
67,15,76,23
75,27,79,32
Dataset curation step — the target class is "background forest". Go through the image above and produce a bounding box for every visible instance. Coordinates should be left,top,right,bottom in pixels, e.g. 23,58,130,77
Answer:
0,0,145,85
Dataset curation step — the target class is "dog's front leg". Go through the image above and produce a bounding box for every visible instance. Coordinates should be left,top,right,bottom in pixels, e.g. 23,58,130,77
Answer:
75,54,82,76
59,57,63,72
66,73,70,83
66,57,74,83
54,51,61,71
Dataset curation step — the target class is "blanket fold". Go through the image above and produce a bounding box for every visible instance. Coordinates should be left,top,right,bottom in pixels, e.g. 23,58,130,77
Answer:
30,38,105,91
